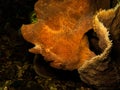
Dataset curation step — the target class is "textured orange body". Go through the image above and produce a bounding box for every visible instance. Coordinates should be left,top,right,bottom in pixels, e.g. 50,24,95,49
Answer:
21,0,109,70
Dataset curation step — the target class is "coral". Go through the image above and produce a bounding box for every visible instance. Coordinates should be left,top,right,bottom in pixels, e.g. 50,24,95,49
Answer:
78,4,120,89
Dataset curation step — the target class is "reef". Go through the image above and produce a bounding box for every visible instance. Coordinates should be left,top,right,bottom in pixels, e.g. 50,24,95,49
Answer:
78,4,120,89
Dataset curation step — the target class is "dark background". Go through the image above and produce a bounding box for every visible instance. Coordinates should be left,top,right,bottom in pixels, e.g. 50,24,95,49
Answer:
0,0,118,90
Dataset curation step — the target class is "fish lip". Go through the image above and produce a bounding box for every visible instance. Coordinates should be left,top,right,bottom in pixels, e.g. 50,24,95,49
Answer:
47,60,66,69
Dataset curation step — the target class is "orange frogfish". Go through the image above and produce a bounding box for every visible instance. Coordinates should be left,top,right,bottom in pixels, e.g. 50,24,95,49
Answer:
21,0,110,70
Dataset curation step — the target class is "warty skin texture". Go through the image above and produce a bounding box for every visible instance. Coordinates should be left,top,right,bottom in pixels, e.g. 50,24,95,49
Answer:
21,0,110,70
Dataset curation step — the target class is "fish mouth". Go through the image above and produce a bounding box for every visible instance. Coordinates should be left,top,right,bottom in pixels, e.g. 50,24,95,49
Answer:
47,60,65,70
